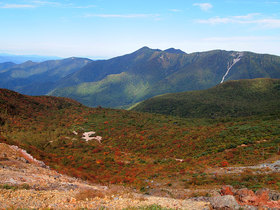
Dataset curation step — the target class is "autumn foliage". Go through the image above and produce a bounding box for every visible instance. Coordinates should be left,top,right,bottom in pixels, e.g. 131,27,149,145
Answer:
0,88,280,190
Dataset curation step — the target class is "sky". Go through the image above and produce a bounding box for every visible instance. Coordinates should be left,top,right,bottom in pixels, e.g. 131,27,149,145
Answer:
0,0,280,59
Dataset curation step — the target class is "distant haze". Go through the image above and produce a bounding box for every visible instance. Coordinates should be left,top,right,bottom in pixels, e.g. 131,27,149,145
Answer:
0,53,61,64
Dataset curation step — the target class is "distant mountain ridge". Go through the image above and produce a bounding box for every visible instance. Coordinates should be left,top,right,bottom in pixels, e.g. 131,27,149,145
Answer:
49,47,280,108
0,57,92,95
0,53,61,64
1,47,280,108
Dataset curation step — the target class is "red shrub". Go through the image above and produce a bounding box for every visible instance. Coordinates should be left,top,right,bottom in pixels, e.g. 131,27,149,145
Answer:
220,160,229,167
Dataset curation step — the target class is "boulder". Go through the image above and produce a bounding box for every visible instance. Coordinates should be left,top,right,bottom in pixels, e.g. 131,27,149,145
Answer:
269,191,280,201
220,185,234,196
209,195,240,209
235,188,256,204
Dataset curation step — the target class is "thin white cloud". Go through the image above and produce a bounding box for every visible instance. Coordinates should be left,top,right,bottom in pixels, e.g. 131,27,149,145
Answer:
196,13,280,28
0,4,36,8
234,13,261,20
198,17,230,24
31,1,96,8
32,0,60,6
73,5,96,9
169,9,182,12
193,3,213,11
265,1,280,4
84,14,160,19
203,36,280,42
256,18,280,28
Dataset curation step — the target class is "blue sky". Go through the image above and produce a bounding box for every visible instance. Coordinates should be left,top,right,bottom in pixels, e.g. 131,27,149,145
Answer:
0,0,280,58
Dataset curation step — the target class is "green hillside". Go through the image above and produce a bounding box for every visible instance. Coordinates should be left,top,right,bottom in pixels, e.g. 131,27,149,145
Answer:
50,48,280,108
0,88,280,191
131,78,280,118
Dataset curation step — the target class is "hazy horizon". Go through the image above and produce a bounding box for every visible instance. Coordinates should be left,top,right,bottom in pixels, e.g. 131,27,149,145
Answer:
2,46,280,61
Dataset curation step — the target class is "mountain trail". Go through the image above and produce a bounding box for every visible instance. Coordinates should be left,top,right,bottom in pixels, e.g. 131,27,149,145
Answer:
206,154,280,175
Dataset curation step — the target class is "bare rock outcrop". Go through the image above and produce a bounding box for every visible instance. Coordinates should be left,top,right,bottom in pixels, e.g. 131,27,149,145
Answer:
220,185,280,209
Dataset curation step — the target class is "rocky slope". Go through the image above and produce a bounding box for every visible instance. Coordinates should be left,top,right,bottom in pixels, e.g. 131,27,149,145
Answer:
0,143,210,209
1,142,280,209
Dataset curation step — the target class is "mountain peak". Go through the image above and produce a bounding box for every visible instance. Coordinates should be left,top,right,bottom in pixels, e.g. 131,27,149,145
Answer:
19,60,37,67
23,60,36,65
135,46,161,53
164,48,186,54
134,47,185,55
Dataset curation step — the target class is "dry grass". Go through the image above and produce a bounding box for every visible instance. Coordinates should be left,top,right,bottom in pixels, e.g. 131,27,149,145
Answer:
75,189,105,201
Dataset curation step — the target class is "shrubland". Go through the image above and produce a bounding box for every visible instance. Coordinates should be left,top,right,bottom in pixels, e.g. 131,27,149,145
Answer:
0,87,279,192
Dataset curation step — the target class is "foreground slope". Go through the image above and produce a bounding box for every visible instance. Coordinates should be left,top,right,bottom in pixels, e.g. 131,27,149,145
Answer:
0,88,279,197
50,47,280,108
0,143,212,209
131,78,280,118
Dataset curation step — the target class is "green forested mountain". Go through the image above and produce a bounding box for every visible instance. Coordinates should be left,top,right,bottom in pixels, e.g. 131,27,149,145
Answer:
131,78,280,118
0,58,92,95
50,47,280,108
1,47,280,108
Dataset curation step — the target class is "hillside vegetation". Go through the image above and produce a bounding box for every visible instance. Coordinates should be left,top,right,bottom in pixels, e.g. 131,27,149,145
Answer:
50,48,280,108
131,78,280,118
0,88,279,193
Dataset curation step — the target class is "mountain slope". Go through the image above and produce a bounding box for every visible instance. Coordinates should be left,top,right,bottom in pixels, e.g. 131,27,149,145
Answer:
0,62,16,72
50,48,280,108
131,78,280,118
0,88,280,194
0,58,92,95
0,88,82,120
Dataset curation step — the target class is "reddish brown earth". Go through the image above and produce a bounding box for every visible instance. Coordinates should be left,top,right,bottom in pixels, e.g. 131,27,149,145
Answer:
221,185,280,208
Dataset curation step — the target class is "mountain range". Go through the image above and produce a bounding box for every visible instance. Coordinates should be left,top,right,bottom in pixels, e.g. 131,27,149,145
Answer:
0,58,91,96
0,53,60,64
0,47,280,108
